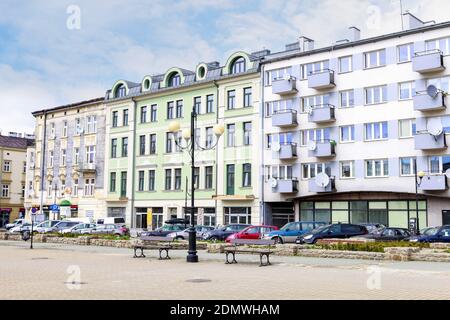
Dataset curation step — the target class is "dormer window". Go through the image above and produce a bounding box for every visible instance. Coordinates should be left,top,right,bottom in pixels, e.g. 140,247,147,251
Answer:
115,84,127,98
168,73,181,87
231,57,246,74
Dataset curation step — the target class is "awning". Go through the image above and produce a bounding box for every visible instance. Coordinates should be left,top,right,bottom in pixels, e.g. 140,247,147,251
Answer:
0,208,12,213
59,200,72,207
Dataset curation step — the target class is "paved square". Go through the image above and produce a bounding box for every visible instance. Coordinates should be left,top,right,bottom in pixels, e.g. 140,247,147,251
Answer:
0,241,449,300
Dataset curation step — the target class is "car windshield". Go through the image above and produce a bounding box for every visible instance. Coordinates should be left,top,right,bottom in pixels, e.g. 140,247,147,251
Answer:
161,225,181,231
424,227,439,236
311,225,330,234
280,223,296,231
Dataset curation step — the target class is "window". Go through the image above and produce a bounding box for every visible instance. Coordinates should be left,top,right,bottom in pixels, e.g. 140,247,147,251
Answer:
302,163,331,179
398,43,414,63
110,172,116,193
205,127,213,148
49,151,54,167
426,37,450,55
243,122,252,145
244,87,252,107
150,105,157,122
165,169,172,190
224,207,251,225
23,161,27,173
194,97,201,115
226,165,235,195
2,161,11,172
139,135,146,156
227,90,236,110
123,109,129,126
339,56,353,73
84,179,95,197
176,100,183,118
86,146,96,164
1,184,10,198
174,169,182,190
166,132,173,153
75,118,83,135
194,128,201,150
365,85,387,104
111,139,117,158
140,106,147,123
148,170,155,191
120,171,127,197
427,76,450,93
265,67,292,86
340,125,355,143
167,102,174,119
302,94,329,112
193,167,200,189
227,124,235,147
266,99,294,116
112,111,118,128
138,171,145,191
301,60,329,79
366,159,389,177
205,166,213,189
399,119,416,138
364,49,386,68
399,81,415,100
61,149,66,166
115,85,126,98
74,148,80,165
149,134,157,154
206,95,214,113
62,121,68,137
121,138,128,157
271,165,294,180
400,157,416,176
300,129,329,146
231,57,246,74
365,122,388,141
86,115,97,133
168,73,181,87
50,123,55,138
340,161,355,179
340,90,354,108
429,156,450,174
242,163,252,187
47,181,52,198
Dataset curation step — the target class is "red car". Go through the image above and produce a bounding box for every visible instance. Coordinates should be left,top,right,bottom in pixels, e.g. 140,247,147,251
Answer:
225,225,279,243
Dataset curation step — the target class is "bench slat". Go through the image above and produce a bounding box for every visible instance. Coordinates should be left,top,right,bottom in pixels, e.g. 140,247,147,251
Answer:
140,236,173,242
230,239,275,246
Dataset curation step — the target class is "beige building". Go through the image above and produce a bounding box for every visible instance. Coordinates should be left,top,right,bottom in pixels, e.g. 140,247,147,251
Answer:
0,134,34,227
25,98,107,221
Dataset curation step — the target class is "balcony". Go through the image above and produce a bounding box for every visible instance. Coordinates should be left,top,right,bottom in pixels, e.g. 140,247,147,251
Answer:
308,141,336,158
308,177,336,193
412,50,445,73
413,91,446,112
275,143,298,160
75,163,97,173
419,174,448,191
308,69,335,89
272,109,298,127
272,77,297,95
308,104,336,123
271,179,298,194
414,133,447,151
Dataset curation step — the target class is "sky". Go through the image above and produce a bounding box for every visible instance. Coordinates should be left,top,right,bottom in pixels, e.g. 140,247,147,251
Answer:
1,0,450,134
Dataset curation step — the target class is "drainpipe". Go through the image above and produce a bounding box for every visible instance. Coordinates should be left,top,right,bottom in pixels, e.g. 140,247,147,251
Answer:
259,65,265,225
130,98,138,229
213,80,219,225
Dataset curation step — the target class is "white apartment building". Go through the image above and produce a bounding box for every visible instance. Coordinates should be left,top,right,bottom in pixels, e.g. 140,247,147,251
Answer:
260,13,450,229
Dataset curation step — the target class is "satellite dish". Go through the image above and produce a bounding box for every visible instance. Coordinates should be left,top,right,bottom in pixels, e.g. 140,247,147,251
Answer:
270,178,278,188
315,173,330,188
271,142,281,152
445,169,450,179
308,141,317,151
427,118,443,136
427,85,439,99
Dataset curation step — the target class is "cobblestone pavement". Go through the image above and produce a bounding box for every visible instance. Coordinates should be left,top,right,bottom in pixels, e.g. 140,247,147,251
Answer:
1,241,449,300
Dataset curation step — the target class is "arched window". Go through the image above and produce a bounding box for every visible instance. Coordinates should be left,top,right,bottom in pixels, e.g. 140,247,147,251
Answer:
115,84,127,98
231,57,246,74
168,73,181,87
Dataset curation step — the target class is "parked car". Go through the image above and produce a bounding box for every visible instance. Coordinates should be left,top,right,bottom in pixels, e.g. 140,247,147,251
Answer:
45,221,82,233
8,222,31,233
141,224,187,237
262,221,327,244
296,223,368,244
409,225,450,243
166,225,215,240
91,224,129,236
359,227,411,241
358,223,386,234
35,220,61,233
5,219,25,230
60,223,97,234
202,224,250,241
96,217,126,225
226,225,279,243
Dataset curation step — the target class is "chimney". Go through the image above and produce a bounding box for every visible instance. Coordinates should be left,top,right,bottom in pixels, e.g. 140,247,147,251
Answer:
349,26,361,42
403,12,425,30
299,36,314,52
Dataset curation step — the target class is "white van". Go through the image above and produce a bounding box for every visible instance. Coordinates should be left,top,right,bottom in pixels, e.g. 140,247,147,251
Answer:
97,217,126,225
65,217,94,224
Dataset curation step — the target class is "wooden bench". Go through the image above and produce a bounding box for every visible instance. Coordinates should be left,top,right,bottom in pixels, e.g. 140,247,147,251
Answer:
133,236,174,260
224,239,276,267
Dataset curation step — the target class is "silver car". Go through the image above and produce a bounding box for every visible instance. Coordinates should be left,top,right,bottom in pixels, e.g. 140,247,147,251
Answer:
60,223,97,234
167,225,215,240
91,224,129,236
35,220,61,233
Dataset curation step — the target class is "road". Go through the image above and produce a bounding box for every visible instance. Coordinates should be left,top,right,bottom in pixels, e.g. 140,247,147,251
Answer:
0,241,449,300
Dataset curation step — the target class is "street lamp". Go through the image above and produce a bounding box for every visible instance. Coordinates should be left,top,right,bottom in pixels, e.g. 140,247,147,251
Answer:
414,160,426,235
168,108,224,263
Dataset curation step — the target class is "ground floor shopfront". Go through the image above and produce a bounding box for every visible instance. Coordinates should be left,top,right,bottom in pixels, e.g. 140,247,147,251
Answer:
263,193,450,230
0,206,25,227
